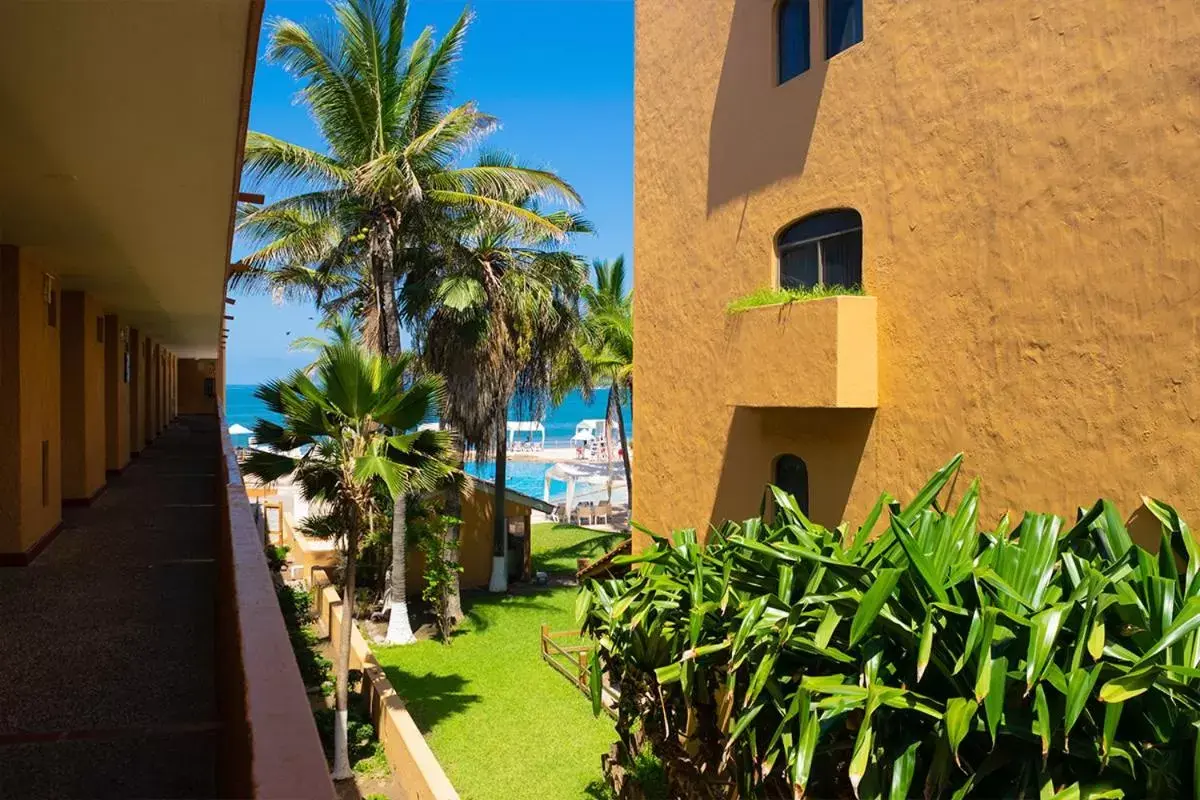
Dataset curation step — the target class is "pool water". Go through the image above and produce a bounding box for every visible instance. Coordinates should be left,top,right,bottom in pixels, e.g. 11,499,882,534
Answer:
465,460,562,500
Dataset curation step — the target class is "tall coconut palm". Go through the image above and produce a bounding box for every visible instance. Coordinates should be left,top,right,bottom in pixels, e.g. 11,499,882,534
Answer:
580,257,633,505
234,0,581,642
407,178,591,593
241,321,455,780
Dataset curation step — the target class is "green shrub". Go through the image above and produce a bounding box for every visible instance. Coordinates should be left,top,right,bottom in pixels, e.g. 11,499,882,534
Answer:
726,283,864,314
580,455,1200,799
265,544,289,571
313,688,380,768
276,585,333,691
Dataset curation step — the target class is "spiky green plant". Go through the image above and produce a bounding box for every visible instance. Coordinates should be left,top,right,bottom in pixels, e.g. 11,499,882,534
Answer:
580,456,1200,799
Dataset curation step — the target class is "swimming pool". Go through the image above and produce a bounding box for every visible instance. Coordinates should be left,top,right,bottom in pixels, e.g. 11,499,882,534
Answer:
465,460,561,500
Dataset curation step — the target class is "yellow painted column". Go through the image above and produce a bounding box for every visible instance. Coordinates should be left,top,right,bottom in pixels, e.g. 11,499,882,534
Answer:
59,291,107,504
0,245,63,562
104,315,131,473
144,337,156,445
128,328,144,456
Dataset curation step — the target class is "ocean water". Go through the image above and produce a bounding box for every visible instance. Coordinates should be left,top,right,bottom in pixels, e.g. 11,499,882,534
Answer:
225,384,631,500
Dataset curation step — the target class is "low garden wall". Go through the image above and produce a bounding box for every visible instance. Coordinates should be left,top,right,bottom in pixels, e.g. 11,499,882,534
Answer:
312,571,459,800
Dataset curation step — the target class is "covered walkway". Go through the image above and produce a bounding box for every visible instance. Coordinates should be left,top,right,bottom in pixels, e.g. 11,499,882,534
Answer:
0,416,221,798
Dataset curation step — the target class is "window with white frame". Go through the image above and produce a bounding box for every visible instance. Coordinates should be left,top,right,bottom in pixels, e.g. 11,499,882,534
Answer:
777,209,863,290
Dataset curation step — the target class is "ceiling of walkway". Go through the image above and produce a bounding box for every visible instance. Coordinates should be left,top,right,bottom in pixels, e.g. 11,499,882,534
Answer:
0,0,260,357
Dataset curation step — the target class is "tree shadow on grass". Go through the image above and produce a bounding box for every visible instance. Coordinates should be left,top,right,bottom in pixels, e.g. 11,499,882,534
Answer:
455,588,570,634
379,667,481,737
533,530,628,575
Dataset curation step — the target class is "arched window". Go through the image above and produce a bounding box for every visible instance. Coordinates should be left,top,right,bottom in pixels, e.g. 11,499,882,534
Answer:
826,0,864,58
777,209,863,290
774,455,810,516
777,0,811,84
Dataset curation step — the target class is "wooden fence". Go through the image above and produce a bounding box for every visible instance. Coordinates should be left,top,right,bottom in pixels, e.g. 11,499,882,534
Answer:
539,625,618,719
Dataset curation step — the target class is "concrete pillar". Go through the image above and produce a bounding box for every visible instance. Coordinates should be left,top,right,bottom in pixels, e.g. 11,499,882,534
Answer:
0,245,63,563
128,328,144,455
104,315,131,474
60,291,107,504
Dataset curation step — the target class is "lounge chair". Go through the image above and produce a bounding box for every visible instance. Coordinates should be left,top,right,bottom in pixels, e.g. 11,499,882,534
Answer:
553,503,567,523
573,502,595,525
594,502,611,525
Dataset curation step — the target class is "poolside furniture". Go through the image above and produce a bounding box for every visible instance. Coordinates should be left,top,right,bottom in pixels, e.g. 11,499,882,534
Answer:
593,501,611,525
553,503,567,523
573,502,595,525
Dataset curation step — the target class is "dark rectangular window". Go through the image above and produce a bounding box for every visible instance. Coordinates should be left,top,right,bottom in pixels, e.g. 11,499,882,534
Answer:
820,230,863,287
96,316,105,343
778,0,811,84
780,241,820,289
826,0,863,59
47,290,57,328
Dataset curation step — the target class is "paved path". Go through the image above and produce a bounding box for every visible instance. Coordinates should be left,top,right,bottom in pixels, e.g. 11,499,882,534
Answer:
0,415,221,798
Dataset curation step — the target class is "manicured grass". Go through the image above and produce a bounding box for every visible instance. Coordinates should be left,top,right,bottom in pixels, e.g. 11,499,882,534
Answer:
531,522,628,575
726,283,865,314
372,587,616,800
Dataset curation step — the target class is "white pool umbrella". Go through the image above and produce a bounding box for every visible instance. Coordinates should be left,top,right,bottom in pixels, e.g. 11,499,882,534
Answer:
228,423,252,436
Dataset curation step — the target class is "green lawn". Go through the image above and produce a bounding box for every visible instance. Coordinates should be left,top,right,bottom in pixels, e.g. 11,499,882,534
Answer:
531,522,627,575
372,586,616,800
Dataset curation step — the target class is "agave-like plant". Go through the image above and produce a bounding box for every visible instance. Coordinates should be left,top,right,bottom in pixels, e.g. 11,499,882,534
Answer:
580,455,1200,799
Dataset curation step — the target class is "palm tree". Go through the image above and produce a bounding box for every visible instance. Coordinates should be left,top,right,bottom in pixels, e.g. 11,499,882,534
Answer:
234,0,581,642
407,181,591,593
580,257,633,505
241,323,455,779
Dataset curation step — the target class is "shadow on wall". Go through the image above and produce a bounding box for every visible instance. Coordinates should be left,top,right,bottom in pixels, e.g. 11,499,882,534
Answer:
708,0,829,213
710,407,874,529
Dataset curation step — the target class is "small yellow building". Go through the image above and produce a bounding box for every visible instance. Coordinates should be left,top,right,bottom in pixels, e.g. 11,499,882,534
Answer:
271,479,552,597
634,0,1200,544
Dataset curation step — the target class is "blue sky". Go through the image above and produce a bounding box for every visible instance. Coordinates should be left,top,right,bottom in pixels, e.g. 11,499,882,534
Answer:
228,0,633,385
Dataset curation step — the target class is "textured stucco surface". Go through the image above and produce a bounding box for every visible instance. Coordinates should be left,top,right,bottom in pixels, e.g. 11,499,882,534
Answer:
178,358,218,416
104,314,131,472
129,328,145,455
725,296,877,408
60,291,107,501
634,0,1200,544
0,247,62,552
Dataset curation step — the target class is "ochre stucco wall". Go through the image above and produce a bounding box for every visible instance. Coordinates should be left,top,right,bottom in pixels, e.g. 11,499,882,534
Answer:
405,489,532,596
634,0,1200,544
60,291,107,501
104,315,131,472
178,358,218,415
0,247,62,553
128,328,144,455
145,339,159,442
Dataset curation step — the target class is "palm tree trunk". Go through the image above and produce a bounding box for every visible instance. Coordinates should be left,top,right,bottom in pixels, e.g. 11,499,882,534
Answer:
488,413,509,593
384,492,416,643
332,525,359,781
443,438,466,624
613,384,633,511
374,239,417,644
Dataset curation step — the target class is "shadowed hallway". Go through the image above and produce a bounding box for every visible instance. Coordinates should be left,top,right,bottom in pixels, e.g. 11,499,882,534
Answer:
0,415,222,798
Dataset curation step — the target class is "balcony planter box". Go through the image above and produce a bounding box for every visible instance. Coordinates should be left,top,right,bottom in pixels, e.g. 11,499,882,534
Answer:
723,295,877,408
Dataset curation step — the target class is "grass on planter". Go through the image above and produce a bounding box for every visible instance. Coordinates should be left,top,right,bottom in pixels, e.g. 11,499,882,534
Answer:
531,522,627,575
726,283,864,314
372,587,615,800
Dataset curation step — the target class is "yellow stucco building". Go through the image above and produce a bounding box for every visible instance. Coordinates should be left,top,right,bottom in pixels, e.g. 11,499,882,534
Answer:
634,0,1200,544
0,2,331,795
